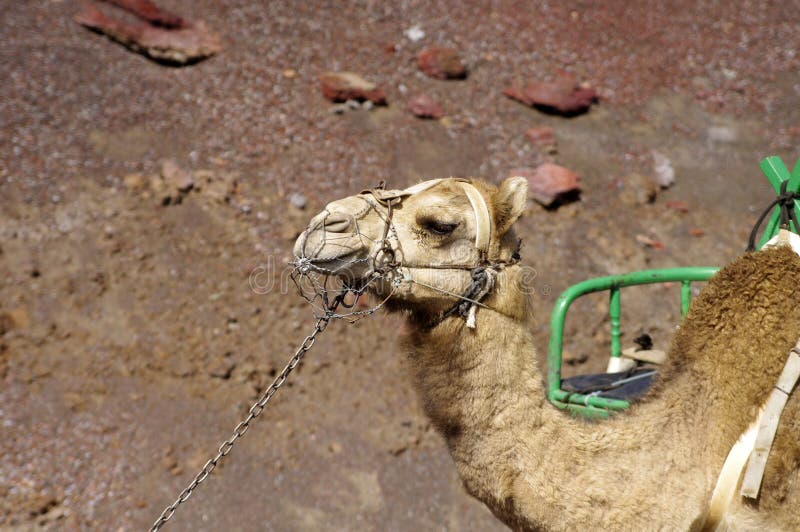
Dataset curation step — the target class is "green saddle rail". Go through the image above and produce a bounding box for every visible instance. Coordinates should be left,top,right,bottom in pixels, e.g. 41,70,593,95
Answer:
547,267,718,418
546,156,800,418
755,156,800,247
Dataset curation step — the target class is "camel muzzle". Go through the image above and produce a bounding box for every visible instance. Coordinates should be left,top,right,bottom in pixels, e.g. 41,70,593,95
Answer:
293,204,375,278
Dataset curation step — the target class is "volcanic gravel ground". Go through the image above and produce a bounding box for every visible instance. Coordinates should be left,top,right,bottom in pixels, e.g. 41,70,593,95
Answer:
2,1,800,530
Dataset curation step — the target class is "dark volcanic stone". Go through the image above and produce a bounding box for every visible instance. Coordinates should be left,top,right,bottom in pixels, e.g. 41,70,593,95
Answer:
525,126,557,152
407,94,444,119
319,72,388,104
511,164,581,207
418,47,467,80
504,74,597,115
74,1,221,65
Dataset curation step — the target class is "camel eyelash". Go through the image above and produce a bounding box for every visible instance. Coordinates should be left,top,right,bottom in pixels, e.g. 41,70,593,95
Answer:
420,219,459,235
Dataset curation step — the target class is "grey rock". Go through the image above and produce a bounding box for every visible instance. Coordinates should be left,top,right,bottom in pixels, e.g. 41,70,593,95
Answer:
708,126,737,143
652,151,675,188
289,192,307,210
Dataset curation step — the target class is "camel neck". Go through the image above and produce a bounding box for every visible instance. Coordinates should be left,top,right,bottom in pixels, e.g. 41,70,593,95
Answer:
395,250,800,529
405,305,546,436
400,269,712,530
402,290,575,527
402,266,554,458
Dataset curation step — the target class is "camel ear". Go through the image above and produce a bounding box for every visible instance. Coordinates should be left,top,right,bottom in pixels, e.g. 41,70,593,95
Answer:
494,176,528,235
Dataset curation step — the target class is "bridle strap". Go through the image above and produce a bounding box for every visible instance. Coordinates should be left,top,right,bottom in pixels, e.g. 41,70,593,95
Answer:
460,182,491,256
360,178,510,328
360,178,447,204
361,178,492,255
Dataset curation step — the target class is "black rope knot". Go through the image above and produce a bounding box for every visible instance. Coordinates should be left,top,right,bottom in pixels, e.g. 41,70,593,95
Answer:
747,180,800,251
440,267,491,321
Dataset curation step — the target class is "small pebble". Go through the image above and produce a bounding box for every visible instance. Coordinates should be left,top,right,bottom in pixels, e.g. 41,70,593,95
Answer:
404,25,425,42
708,126,737,143
407,94,444,119
418,47,467,80
665,200,689,213
319,72,387,105
636,234,665,250
504,73,596,115
289,192,307,210
618,173,658,205
161,159,194,192
652,150,675,188
525,126,557,153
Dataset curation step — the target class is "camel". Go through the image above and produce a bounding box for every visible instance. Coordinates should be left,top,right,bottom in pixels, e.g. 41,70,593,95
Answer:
293,176,800,531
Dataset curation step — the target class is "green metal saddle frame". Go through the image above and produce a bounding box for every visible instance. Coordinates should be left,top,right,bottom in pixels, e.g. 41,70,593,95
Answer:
546,156,800,418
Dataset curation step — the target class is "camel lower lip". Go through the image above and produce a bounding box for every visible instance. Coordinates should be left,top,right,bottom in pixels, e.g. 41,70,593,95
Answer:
295,252,366,274
307,251,358,263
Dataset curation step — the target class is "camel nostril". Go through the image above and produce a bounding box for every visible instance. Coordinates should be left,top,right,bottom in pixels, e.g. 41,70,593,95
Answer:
322,212,354,234
296,206,365,262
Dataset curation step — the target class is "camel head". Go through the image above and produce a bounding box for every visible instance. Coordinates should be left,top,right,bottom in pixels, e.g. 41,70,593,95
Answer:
293,176,528,317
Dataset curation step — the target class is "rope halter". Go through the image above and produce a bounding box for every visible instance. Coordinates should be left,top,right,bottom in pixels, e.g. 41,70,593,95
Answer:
747,180,800,251
360,178,517,328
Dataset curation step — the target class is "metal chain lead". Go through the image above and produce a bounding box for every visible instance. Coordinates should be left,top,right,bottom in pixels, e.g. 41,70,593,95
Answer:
151,179,488,530
149,315,331,531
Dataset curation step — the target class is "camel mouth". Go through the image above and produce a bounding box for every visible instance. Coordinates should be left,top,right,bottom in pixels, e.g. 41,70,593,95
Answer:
294,232,364,260
293,229,374,279
298,252,362,274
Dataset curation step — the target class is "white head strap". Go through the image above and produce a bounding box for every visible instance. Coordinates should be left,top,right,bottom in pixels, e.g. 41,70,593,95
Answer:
459,182,491,256
366,178,491,255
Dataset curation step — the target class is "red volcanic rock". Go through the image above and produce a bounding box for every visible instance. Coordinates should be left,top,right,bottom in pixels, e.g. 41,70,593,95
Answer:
525,126,554,145
503,85,530,105
407,94,444,119
511,164,581,207
161,159,193,192
418,47,467,80
105,0,184,28
74,1,221,65
319,72,387,105
665,200,690,213
504,73,597,115
525,126,556,153
636,234,665,250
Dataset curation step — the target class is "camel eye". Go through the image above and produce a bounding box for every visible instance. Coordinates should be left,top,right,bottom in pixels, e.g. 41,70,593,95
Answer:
422,220,459,235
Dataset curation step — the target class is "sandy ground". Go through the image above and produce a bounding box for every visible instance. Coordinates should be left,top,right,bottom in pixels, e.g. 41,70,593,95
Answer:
2,1,800,530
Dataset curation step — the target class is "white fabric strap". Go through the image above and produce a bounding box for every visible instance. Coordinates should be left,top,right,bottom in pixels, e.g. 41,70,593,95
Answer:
392,179,491,255
465,268,497,329
706,410,762,528
390,179,494,330
705,337,800,529
763,228,800,256
460,183,491,255
402,178,446,195
740,347,800,498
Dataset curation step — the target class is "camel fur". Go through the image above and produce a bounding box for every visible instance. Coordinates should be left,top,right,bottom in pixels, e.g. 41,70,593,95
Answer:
294,177,800,531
